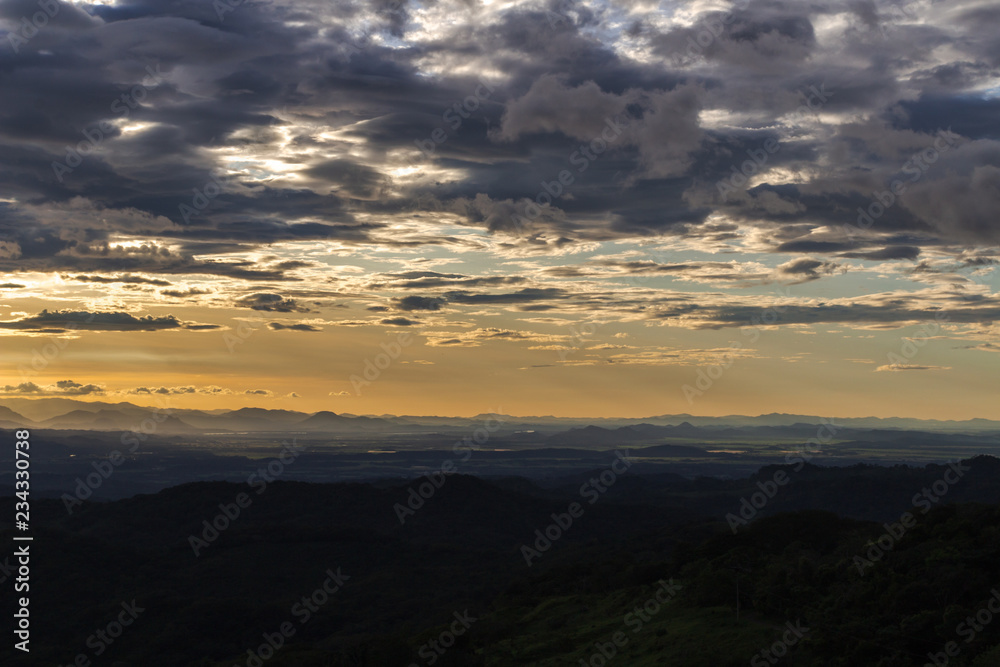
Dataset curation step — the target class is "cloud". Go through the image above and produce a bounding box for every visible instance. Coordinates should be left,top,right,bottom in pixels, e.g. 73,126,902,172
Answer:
128,385,273,395
839,246,921,261
495,76,635,143
66,274,172,286
443,288,566,305
160,288,212,298
875,364,952,372
379,272,526,289
0,310,220,332
268,322,322,332
552,346,760,367
955,342,1000,352
393,296,447,311
577,256,844,286
495,76,703,178
129,386,198,395
235,294,314,313
0,0,997,405
643,288,1000,330
776,257,845,283
305,159,388,200
425,327,568,347
0,380,104,396
0,0,991,269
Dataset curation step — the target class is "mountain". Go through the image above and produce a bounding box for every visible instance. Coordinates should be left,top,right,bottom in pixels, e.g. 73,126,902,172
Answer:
4,397,1000,435
295,410,398,432
0,405,32,429
39,409,100,428
5,458,1000,666
0,398,157,422
225,407,306,422
36,408,203,434
177,407,307,431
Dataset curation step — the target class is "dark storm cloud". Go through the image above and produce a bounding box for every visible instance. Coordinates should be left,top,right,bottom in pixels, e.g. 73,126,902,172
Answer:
305,159,388,200
0,0,996,277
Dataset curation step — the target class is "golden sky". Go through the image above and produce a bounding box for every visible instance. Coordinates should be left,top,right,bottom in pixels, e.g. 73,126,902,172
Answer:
1,0,999,418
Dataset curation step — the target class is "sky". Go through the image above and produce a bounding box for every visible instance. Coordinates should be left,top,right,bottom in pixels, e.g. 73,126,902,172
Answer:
0,0,998,418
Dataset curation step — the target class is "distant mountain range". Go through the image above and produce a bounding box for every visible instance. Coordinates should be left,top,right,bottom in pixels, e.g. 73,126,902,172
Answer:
0,397,998,435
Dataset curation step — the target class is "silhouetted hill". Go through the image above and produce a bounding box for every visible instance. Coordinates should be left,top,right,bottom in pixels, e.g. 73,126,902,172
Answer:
3,458,1000,665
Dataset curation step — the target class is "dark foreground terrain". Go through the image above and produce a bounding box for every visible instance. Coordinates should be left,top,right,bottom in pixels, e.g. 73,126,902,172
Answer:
3,456,1000,666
